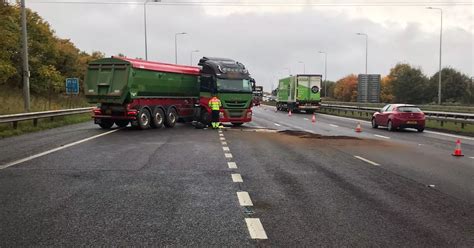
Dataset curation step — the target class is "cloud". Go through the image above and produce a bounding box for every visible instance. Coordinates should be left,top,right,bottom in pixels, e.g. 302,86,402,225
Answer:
28,2,473,91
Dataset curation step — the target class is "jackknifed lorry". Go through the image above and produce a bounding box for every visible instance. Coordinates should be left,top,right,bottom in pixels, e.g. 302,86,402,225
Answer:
84,56,253,129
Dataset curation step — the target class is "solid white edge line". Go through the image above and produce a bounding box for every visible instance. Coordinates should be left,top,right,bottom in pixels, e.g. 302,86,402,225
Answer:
227,162,237,168
374,134,391,139
224,153,233,158
354,155,380,166
0,129,120,170
231,173,243,182
245,218,268,239
237,191,253,206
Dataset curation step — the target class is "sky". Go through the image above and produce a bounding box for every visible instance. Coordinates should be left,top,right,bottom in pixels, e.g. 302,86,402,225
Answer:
24,0,474,91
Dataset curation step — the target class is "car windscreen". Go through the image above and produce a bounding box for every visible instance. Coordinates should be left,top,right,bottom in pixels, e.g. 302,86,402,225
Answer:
398,106,422,113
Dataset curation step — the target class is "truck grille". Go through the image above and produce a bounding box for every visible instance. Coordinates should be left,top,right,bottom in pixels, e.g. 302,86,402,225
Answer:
225,100,248,108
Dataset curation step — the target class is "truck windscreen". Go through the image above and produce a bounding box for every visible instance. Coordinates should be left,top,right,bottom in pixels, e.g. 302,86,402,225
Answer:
217,79,252,93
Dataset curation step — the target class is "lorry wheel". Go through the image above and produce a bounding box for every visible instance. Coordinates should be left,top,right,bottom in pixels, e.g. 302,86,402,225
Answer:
151,108,164,129
164,108,177,128
138,108,151,130
200,110,210,127
115,120,129,128
99,119,114,129
231,122,243,127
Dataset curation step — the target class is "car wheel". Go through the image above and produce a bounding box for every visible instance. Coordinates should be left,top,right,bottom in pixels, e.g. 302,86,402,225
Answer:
387,120,394,131
151,108,164,129
164,108,178,128
200,109,210,127
98,119,114,129
417,127,424,132
115,120,129,128
138,108,151,130
371,118,378,128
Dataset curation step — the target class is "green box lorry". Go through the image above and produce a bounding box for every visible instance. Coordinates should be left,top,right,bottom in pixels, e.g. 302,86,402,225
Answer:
84,56,253,129
276,74,322,114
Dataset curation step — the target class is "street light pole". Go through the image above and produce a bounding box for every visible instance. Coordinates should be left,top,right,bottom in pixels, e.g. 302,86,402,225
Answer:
318,51,327,97
190,49,199,66
21,0,30,112
298,61,305,74
356,32,368,74
143,0,159,61
175,32,187,64
427,7,443,105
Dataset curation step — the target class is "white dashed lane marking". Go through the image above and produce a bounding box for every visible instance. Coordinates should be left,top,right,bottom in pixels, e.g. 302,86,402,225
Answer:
220,137,225,141
303,118,309,121
237,191,253,206
274,123,281,127
223,147,230,151
329,124,339,128
219,134,224,137
221,142,227,145
224,153,233,158
354,156,380,166
231,173,243,182
0,129,119,170
245,218,268,239
228,162,237,169
374,134,390,139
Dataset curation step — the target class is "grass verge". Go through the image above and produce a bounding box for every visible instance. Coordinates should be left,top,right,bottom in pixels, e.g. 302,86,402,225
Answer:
0,113,91,139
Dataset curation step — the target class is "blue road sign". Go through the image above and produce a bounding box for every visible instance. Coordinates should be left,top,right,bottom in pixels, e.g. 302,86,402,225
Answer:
65,78,79,94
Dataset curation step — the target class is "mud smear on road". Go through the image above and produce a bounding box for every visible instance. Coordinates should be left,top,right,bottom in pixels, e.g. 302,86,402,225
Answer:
279,130,360,140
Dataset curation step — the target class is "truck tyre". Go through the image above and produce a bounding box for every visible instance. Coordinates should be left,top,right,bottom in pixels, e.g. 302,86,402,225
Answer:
138,108,151,130
151,108,164,129
164,108,178,128
99,119,114,129
200,109,211,126
231,122,243,127
115,120,129,128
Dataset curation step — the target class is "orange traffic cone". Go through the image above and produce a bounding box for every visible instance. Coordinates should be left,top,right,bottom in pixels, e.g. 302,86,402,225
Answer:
311,113,316,123
355,122,362,132
452,139,464,157
288,109,292,117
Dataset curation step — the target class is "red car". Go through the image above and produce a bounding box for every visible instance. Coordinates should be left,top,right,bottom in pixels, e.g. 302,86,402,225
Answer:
372,104,425,132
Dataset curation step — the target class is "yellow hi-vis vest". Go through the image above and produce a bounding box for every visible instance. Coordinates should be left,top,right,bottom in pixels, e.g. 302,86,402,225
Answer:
209,97,221,111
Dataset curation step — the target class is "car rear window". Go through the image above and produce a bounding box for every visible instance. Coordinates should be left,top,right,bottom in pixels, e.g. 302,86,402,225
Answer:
398,106,422,113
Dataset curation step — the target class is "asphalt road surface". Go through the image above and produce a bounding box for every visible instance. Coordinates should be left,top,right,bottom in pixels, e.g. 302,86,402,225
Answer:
0,107,473,246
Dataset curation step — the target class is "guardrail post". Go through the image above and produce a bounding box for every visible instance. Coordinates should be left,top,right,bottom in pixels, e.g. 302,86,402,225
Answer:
33,118,38,127
13,121,17,129
50,116,54,121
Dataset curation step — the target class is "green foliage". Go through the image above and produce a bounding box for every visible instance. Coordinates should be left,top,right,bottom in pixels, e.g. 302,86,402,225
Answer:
429,68,472,104
387,63,430,104
0,3,104,96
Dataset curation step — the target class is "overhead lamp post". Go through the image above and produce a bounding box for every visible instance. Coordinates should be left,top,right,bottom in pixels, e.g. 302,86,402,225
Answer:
318,51,327,97
426,6,443,105
20,0,30,112
144,0,160,61
175,32,187,64
356,32,368,74
190,49,199,66
298,61,305,74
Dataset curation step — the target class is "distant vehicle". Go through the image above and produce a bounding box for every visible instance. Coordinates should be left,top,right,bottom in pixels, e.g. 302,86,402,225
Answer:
372,104,425,132
276,74,322,114
252,82,263,106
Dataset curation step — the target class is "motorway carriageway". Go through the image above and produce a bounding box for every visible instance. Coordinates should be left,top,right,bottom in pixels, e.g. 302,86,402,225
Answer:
0,106,473,246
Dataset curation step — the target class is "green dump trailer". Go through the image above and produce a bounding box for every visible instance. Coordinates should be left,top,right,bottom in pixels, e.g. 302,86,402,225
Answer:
84,57,201,129
276,74,322,113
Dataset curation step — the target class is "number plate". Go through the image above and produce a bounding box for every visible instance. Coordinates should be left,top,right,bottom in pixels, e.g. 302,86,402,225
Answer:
407,121,417,124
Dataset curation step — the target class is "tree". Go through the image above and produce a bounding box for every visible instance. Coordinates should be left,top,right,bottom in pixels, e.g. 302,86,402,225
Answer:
333,74,358,102
429,68,470,104
387,63,430,104
380,76,394,103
